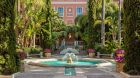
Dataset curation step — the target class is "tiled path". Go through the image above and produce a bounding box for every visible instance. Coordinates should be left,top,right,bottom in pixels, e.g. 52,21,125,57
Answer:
14,64,123,78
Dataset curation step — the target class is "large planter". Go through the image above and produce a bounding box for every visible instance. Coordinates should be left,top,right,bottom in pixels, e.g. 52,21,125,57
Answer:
88,53,95,58
45,53,51,58
116,62,125,72
121,72,140,78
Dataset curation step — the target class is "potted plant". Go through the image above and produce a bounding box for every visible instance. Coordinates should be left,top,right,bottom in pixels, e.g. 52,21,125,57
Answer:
87,48,95,58
17,49,27,60
44,49,52,58
115,49,125,72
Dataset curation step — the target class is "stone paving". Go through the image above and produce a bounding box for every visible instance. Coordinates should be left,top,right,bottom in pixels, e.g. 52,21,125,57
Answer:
13,64,123,78
13,57,124,78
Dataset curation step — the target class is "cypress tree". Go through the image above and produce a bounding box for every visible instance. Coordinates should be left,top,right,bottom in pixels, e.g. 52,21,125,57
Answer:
0,0,20,74
87,0,96,48
123,0,140,75
40,0,52,49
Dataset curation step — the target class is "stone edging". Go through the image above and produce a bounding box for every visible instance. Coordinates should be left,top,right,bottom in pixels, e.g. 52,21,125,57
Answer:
120,72,140,78
0,75,11,78
12,72,20,78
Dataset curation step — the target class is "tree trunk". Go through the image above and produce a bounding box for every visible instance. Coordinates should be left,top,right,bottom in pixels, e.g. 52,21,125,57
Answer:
33,33,36,48
101,0,105,46
118,0,122,47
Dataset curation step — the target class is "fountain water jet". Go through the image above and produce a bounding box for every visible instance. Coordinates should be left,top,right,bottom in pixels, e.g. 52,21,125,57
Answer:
63,50,78,64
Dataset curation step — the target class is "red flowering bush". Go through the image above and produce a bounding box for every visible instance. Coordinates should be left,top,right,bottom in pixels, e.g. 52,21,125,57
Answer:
44,49,51,53
115,49,125,62
87,49,96,53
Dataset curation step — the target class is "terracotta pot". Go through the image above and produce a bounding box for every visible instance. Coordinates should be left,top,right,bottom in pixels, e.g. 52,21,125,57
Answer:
88,53,95,58
121,72,140,78
117,54,124,57
116,62,125,72
45,53,51,58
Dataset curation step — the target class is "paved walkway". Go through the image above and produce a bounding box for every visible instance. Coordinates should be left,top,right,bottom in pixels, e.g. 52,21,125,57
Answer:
13,57,123,78
14,64,123,78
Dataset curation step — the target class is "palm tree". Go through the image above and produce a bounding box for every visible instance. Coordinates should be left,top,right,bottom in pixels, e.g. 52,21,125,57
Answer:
94,0,118,41
123,0,140,74
15,0,46,48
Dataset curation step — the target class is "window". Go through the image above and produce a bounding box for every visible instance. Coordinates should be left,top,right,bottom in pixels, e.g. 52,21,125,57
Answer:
67,8,73,16
76,7,83,16
58,7,64,17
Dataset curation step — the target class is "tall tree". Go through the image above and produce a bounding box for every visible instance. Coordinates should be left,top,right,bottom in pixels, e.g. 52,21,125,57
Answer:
46,0,52,40
40,0,53,49
88,0,96,48
0,0,20,74
123,0,140,74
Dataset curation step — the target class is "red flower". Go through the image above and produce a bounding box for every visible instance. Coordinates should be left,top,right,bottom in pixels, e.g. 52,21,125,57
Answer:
44,49,51,53
88,49,95,53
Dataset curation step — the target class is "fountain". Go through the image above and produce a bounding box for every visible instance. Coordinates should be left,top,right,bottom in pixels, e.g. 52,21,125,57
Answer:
60,48,79,54
62,50,78,64
66,55,73,64
35,48,104,67
62,51,78,75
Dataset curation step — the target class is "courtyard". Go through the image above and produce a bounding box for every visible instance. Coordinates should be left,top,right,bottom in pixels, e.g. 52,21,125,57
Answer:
0,0,140,78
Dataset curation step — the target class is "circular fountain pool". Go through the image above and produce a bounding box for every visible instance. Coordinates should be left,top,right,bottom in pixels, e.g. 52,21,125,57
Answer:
26,53,112,67
27,58,110,67
40,60,102,66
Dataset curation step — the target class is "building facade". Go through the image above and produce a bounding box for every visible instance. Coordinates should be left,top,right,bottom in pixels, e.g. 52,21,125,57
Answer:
52,0,87,24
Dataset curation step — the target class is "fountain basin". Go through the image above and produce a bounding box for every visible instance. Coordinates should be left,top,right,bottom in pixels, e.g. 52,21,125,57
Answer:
26,58,111,67
40,60,101,66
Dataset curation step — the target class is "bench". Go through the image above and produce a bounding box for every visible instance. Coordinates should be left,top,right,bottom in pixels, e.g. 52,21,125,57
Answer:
27,52,43,58
97,52,114,58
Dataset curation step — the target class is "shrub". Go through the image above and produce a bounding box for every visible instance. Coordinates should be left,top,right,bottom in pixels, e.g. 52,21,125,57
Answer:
23,47,43,54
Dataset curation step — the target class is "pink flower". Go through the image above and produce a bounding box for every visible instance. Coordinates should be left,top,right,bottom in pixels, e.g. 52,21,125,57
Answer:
44,49,51,53
88,49,95,53
115,49,125,63
115,49,125,54
115,56,124,62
